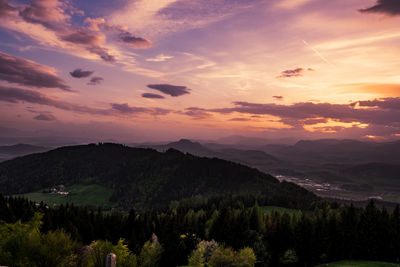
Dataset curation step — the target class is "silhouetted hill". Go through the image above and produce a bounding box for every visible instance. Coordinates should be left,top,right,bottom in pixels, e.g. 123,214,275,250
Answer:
0,143,316,209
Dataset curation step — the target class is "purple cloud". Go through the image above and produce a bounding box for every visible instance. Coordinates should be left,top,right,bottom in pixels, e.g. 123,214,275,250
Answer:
88,76,103,85
359,0,400,15
110,103,147,113
17,0,116,62
352,97,400,110
0,0,15,17
147,84,190,97
180,98,400,134
0,51,71,91
180,107,212,120
0,85,107,114
19,0,69,31
59,30,115,62
87,46,115,62
119,32,152,49
0,86,172,117
142,93,165,99
33,113,56,121
303,118,328,125
70,68,93,78
277,67,314,78
5,0,154,62
60,30,101,45
111,103,170,115
229,117,251,121
278,68,304,78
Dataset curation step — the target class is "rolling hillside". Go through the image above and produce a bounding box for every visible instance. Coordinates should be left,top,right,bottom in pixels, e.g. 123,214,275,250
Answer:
0,143,316,209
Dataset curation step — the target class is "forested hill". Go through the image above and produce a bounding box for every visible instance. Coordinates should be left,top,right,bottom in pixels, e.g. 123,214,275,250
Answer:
0,143,316,209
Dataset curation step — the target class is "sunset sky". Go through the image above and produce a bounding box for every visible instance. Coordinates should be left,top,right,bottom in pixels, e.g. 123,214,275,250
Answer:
0,0,400,142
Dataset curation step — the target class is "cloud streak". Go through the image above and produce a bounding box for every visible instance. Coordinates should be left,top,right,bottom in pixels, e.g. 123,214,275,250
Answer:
147,84,190,97
277,67,314,78
180,107,212,120
0,85,171,116
142,93,165,99
0,51,71,91
110,103,170,115
146,54,173,62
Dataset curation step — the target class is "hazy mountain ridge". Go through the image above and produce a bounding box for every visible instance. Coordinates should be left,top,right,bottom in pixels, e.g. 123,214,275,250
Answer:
138,138,400,203
0,144,51,162
262,139,400,164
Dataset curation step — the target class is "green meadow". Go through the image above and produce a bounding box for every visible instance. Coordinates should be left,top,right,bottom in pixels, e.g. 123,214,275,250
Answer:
14,184,115,209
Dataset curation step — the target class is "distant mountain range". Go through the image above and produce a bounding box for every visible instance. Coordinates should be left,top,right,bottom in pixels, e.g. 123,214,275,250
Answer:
261,139,400,164
0,144,51,162
1,138,399,204
0,143,316,210
137,139,283,177
137,138,400,203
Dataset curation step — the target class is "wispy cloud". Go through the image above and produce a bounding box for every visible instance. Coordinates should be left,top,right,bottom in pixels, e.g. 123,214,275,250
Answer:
146,54,174,62
302,40,334,67
87,76,103,85
277,67,313,78
180,107,212,120
275,0,314,9
108,0,263,38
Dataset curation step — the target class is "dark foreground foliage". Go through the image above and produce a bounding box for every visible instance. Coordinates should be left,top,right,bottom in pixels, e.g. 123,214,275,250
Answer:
1,195,400,267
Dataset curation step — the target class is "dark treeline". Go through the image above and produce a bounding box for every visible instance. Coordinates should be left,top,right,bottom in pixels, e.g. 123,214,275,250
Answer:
1,194,400,266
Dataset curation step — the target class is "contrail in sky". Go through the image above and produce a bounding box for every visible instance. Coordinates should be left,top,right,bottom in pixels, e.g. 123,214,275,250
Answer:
302,40,335,68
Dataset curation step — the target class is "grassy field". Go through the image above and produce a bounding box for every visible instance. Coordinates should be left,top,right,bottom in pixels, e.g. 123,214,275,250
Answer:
315,260,400,267
14,184,115,209
259,206,301,216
